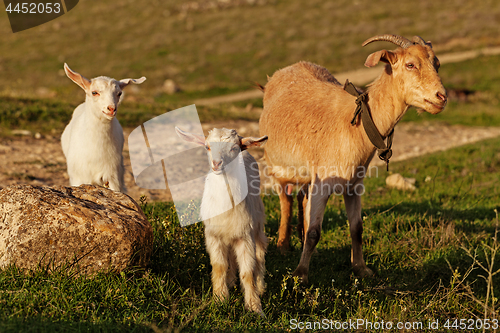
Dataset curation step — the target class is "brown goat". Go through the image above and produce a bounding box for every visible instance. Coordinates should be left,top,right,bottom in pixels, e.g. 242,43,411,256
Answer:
259,35,447,283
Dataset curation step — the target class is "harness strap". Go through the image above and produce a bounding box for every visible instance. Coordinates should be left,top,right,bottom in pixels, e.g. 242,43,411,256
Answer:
344,80,394,171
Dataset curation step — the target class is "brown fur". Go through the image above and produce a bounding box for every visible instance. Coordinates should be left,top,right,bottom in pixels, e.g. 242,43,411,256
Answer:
260,42,447,283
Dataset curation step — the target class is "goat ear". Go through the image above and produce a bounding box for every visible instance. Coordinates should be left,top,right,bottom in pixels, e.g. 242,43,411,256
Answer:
119,77,146,88
175,126,205,146
364,50,398,68
64,63,91,92
241,135,268,151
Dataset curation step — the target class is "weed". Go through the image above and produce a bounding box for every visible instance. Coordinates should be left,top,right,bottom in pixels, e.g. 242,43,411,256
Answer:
460,209,500,321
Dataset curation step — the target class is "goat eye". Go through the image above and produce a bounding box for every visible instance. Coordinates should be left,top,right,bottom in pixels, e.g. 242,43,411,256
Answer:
205,146,210,151
92,91,99,96
118,92,122,97
406,63,415,69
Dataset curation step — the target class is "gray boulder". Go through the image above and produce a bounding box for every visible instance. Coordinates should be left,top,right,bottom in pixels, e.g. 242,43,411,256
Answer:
0,184,153,274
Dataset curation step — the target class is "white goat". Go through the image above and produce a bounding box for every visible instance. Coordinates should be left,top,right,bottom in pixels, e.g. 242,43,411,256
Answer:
259,34,447,283
61,63,146,192
175,127,268,315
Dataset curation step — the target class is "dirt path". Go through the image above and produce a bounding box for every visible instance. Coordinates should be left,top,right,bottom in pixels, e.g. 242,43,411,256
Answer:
194,46,500,106
1,121,499,202
3,48,500,202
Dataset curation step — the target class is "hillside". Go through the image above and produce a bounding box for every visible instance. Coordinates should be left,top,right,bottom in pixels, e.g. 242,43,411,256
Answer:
0,0,499,102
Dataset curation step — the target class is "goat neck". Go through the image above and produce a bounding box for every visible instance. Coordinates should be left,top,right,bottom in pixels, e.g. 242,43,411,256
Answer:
365,70,409,138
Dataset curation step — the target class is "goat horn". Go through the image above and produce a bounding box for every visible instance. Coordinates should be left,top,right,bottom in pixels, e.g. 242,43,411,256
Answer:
362,34,413,49
411,36,427,46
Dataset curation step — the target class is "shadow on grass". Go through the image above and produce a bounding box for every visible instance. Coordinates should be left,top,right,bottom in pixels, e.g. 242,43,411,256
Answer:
263,197,498,298
265,237,495,308
365,200,499,234
0,317,154,333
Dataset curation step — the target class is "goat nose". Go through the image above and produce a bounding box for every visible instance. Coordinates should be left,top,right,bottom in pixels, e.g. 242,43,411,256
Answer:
212,160,222,170
107,106,115,112
436,92,447,103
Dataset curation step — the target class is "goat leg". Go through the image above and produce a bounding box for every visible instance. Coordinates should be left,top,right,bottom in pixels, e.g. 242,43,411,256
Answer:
344,190,374,277
277,182,293,254
293,178,330,284
296,185,309,248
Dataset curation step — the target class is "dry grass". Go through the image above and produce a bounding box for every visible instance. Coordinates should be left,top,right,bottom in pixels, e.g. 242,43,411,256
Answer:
461,210,500,320
0,0,500,102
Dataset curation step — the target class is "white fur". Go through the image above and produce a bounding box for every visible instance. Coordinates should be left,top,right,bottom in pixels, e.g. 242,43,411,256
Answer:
61,63,146,192
176,127,268,316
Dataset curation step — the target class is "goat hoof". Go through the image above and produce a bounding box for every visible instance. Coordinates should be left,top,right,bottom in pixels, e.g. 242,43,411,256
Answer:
292,267,309,284
277,239,292,255
249,306,265,318
353,265,374,278
249,308,265,318
277,240,291,255
213,291,229,303
245,301,264,316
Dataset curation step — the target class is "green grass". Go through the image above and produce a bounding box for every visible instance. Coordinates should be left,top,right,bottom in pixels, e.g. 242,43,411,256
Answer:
0,0,500,100
0,97,73,134
2,54,500,135
1,0,500,133
1,0,500,330
1,137,499,332
2,53,500,135
0,96,261,136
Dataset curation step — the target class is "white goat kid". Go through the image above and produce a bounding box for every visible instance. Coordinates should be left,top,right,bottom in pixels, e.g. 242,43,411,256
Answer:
259,34,448,283
61,63,146,192
175,127,268,315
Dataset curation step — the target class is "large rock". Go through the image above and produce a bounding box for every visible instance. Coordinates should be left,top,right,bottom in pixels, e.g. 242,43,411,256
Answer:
0,185,153,274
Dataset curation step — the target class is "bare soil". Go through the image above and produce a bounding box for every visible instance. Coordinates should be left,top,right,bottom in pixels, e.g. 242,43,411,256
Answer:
1,121,499,203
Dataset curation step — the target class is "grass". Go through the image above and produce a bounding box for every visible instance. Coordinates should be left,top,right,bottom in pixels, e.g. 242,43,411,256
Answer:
0,0,500,100
2,53,500,136
2,51,500,136
1,0,500,331
0,136,499,332
1,0,500,134
0,96,261,136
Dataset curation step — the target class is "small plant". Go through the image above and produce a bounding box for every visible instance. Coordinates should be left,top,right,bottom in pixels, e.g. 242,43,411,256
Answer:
461,209,500,320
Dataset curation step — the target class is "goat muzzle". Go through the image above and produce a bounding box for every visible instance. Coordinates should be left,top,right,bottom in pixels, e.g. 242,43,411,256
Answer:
436,92,447,103
211,160,223,174
424,95,447,114
103,106,117,117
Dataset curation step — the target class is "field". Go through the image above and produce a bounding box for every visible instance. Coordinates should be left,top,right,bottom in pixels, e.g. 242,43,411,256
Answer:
0,139,499,332
0,0,500,331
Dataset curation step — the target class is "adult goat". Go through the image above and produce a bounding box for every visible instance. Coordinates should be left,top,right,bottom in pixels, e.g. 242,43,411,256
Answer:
259,34,447,283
